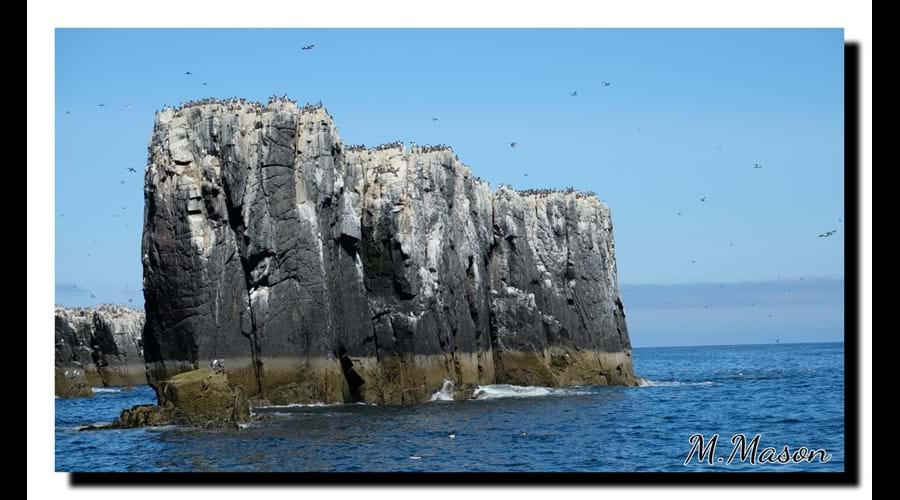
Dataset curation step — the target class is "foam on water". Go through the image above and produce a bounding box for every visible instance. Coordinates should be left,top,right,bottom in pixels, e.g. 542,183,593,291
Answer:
636,378,717,387
471,384,590,400
254,402,341,409
92,387,123,393
430,380,456,401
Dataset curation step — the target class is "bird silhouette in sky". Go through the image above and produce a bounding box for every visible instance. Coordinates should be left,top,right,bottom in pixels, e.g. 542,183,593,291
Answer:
570,91,578,96
753,163,763,169
185,71,193,75
120,180,126,184
432,117,439,121
676,212,683,216
818,230,837,238
508,142,517,148
602,81,612,87
202,82,208,86
301,44,315,50
700,196,707,202
97,104,106,107
127,167,137,173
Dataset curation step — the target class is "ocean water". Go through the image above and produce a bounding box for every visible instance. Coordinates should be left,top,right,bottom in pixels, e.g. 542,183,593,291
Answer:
55,342,844,472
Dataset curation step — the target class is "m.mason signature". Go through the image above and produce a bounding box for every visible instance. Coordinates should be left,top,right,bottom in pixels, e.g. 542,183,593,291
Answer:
684,433,832,466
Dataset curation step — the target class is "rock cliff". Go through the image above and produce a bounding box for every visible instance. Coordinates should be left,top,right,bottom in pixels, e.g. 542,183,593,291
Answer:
141,98,635,406
55,305,146,396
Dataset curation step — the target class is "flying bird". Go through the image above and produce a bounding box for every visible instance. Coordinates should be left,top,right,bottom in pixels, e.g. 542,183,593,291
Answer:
301,44,315,50
570,91,578,96
508,142,517,148
97,104,105,107
126,167,137,173
676,212,683,216
700,196,707,202
128,298,133,303
185,71,193,75
120,180,125,184
818,230,837,238
602,81,612,87
448,431,457,439
202,82,208,86
753,163,763,169
431,117,439,121
65,110,70,114
524,173,528,177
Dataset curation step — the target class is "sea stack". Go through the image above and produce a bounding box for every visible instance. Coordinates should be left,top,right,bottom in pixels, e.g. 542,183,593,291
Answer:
141,98,635,406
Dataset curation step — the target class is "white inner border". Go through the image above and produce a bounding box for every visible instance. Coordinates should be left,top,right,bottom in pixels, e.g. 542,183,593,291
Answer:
28,1,872,498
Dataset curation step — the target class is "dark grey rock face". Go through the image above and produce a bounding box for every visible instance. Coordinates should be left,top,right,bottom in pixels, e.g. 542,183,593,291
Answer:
141,98,635,405
55,305,146,395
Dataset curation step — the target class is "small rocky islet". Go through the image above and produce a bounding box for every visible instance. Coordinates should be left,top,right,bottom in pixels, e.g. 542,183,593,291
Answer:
60,96,636,429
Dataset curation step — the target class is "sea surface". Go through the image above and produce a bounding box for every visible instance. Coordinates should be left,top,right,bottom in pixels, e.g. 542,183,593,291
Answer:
55,342,844,472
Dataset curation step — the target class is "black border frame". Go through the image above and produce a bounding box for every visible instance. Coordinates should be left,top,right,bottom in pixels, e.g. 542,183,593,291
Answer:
69,41,861,487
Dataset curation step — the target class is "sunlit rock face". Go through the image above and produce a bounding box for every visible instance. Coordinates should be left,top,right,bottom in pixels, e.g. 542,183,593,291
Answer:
141,98,635,406
55,305,146,397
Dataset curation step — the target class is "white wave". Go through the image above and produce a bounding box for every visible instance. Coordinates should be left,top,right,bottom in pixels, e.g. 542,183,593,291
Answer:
636,378,717,387
254,402,340,409
91,387,123,393
471,384,590,400
430,380,456,401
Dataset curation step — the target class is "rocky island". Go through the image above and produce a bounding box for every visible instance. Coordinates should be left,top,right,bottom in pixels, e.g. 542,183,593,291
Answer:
108,96,635,425
55,305,146,397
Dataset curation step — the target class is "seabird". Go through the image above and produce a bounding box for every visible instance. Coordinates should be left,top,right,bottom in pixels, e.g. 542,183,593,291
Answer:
202,82,208,86
818,230,837,238
408,455,423,460
448,431,457,439
301,44,315,50
432,117,439,121
570,91,578,96
520,431,528,437
127,167,137,173
753,163,762,169
65,110,70,114
508,142,517,148
602,81,612,87
128,299,133,303
700,196,707,202
120,180,126,184
97,104,105,107
185,71,193,75
691,259,696,264
676,212,683,216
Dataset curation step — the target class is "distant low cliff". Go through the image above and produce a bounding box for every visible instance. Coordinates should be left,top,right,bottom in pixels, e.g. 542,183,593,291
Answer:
141,98,635,406
55,305,146,397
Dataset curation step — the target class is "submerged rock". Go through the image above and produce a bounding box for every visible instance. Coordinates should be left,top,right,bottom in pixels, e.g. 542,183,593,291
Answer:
55,305,146,397
140,98,636,406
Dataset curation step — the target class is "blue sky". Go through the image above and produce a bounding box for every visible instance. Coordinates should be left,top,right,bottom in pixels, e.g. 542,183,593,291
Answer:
55,29,845,345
